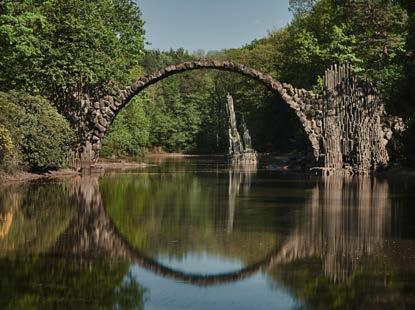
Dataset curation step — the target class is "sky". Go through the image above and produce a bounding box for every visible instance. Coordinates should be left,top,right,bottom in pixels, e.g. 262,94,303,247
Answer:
137,0,292,52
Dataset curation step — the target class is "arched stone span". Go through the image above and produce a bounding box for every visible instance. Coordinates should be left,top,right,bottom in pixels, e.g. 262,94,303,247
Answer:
84,60,324,163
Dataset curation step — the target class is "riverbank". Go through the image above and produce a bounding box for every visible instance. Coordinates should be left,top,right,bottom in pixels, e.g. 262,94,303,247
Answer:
0,153,216,185
91,160,148,170
0,159,148,185
0,169,79,185
2,155,415,186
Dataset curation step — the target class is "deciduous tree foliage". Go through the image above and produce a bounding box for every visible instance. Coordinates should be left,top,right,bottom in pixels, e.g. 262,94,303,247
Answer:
0,0,145,97
0,0,145,169
0,92,74,172
107,0,411,157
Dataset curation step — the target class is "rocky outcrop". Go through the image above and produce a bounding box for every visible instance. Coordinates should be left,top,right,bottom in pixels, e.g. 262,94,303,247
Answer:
226,94,258,166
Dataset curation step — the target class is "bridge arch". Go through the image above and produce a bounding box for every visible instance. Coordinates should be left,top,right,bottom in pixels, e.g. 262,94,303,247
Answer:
86,60,323,162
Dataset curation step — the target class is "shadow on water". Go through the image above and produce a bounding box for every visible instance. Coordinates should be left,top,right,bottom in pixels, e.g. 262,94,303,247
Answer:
0,159,415,308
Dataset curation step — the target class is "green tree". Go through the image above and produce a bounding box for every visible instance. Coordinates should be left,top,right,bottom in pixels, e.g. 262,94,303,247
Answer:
101,94,151,158
0,0,145,94
289,0,318,15
0,91,74,172
0,125,15,170
0,0,146,142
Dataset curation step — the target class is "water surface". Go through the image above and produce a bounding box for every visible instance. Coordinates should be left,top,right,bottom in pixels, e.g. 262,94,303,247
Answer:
0,157,414,309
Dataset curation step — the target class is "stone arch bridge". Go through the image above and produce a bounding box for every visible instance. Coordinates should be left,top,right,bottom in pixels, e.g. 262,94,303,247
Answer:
77,60,403,174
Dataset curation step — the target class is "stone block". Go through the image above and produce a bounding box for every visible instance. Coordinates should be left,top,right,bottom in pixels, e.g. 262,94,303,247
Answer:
165,65,176,72
213,60,222,67
109,103,117,111
106,109,115,117
98,116,108,127
92,143,101,151
176,63,186,70
96,123,106,133
185,62,195,69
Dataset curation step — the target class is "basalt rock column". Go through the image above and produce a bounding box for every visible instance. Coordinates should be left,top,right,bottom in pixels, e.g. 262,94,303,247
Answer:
317,64,403,175
227,94,244,156
226,94,257,165
242,119,254,152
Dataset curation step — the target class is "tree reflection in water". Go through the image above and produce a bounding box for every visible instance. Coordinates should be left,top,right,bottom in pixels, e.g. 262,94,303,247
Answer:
0,179,146,309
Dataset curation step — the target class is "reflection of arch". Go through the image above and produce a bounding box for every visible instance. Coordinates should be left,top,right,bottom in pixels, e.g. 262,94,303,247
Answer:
87,60,322,161
49,177,308,286
50,176,391,286
109,222,283,286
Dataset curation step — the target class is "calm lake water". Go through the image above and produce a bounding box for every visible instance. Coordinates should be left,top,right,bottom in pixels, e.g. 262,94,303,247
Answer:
0,157,414,309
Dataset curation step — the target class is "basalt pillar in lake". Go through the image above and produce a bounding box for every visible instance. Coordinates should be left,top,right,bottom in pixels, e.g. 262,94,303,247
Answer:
226,94,257,166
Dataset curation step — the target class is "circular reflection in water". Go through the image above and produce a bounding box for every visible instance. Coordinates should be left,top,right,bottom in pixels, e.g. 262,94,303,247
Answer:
101,160,306,278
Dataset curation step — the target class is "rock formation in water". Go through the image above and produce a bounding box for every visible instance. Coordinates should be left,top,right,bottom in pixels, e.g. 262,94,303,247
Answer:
242,117,254,152
226,94,257,166
227,94,243,156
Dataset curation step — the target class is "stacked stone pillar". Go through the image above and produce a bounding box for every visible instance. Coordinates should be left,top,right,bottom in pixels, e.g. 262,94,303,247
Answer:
319,64,396,175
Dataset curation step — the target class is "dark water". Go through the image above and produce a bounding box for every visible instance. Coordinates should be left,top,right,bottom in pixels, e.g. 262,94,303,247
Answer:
0,157,415,309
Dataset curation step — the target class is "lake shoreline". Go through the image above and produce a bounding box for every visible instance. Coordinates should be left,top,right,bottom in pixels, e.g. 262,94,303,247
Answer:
0,160,149,186
0,169,79,186
1,155,415,186
0,154,201,185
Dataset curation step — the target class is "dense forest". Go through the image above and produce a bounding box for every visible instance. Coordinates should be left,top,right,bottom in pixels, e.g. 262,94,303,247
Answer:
0,0,414,172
